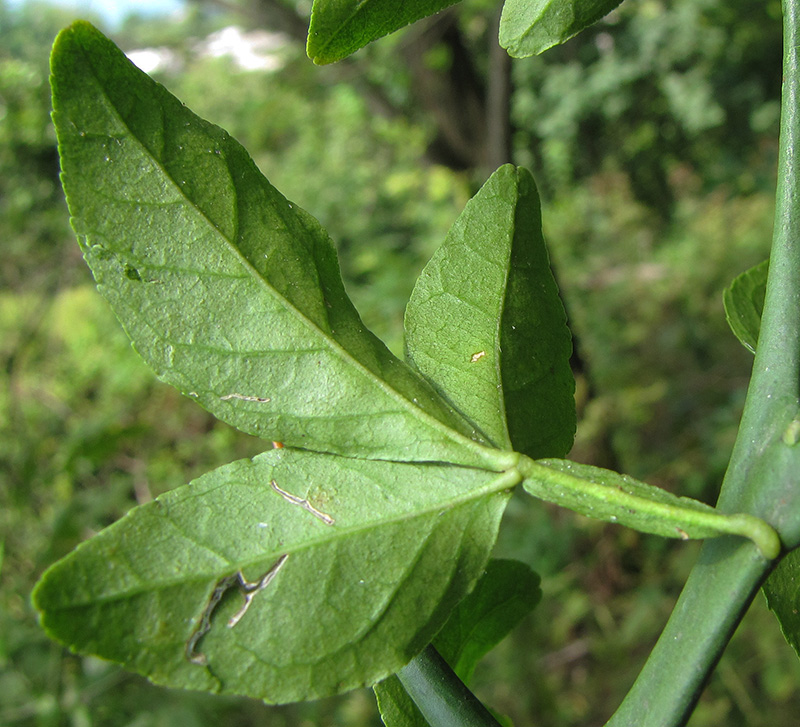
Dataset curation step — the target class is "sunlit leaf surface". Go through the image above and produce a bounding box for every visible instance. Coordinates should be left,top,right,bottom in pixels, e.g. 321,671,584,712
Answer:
51,21,502,469
500,0,624,57
308,0,460,64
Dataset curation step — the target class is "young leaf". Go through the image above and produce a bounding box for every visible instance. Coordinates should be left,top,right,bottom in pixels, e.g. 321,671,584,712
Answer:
499,0,624,58
51,22,509,470
375,559,539,727
764,549,800,662
307,0,460,65
518,458,781,558
32,448,518,702
404,164,575,460
376,678,430,727
723,259,769,354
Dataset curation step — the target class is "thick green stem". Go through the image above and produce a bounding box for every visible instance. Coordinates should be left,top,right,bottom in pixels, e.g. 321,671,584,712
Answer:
606,1,800,724
717,0,800,537
605,539,771,727
397,645,503,727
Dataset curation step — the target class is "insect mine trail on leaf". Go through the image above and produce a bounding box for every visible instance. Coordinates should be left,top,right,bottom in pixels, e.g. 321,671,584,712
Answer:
185,554,289,665
270,479,335,525
219,392,271,403
227,554,289,627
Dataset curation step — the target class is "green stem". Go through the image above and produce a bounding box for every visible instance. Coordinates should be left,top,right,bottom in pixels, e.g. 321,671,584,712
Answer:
397,645,503,727
716,0,800,540
606,0,800,723
605,539,771,727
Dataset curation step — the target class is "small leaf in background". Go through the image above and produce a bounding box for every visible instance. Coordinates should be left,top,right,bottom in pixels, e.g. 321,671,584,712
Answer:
435,558,541,681
307,0,460,64
376,679,430,727
723,258,769,354
764,549,800,662
33,448,515,702
500,0,624,58
375,559,539,727
405,164,575,460
521,459,781,558
51,22,503,469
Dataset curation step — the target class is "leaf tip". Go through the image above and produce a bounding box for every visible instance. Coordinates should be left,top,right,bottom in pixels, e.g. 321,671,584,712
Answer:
305,36,332,65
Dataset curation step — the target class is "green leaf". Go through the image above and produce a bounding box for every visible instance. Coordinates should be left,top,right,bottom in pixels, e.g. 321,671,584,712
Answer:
751,414,800,655
764,549,800,662
499,0,624,58
375,559,539,727
32,448,517,702
376,678,430,727
405,164,575,460
50,22,509,470
434,558,540,681
723,259,769,354
518,458,781,558
307,0,460,64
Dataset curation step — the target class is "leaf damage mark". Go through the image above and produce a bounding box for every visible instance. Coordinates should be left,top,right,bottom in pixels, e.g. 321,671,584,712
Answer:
124,264,142,281
219,392,271,403
271,479,335,525
186,573,238,665
227,554,289,627
185,554,289,666
783,416,800,446
470,350,486,362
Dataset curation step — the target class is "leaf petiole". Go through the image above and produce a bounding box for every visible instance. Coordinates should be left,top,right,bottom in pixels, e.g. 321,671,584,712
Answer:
514,456,781,559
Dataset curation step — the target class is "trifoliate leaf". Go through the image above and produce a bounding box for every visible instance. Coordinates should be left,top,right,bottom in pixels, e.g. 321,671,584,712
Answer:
33,449,516,701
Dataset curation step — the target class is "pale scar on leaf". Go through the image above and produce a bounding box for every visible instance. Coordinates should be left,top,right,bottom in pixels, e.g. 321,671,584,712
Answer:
219,393,271,403
470,350,486,362
185,554,289,665
271,479,335,525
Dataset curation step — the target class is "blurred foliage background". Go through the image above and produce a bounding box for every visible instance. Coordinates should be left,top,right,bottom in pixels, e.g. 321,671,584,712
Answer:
2,0,800,725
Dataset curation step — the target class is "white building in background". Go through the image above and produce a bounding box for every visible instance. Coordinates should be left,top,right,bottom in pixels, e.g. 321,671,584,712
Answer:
127,25,288,74
198,26,287,72
126,46,183,74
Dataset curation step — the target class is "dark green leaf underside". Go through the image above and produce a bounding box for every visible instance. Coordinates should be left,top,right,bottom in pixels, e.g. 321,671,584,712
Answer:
404,164,575,460
33,449,515,702
434,558,541,681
